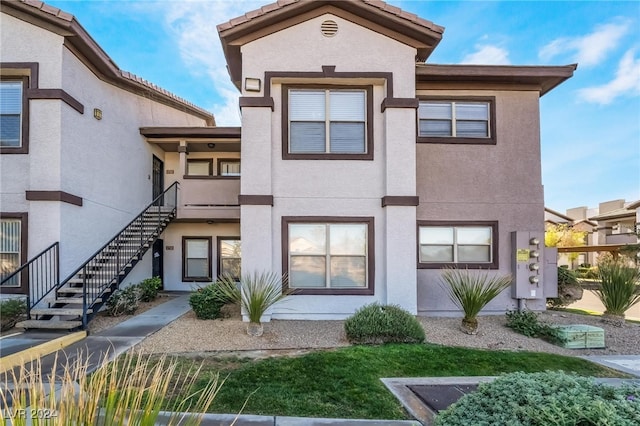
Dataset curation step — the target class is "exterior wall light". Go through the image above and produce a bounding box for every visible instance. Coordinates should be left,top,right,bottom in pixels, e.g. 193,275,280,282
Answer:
244,78,261,92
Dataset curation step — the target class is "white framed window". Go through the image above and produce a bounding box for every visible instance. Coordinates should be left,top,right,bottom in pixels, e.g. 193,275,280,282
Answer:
182,237,211,281
418,98,494,143
0,218,21,286
218,237,241,280
283,217,374,294
284,86,372,159
418,221,498,269
0,80,23,148
218,159,240,176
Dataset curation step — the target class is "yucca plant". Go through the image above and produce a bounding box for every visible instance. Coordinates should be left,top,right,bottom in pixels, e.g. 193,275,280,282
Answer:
0,351,221,426
440,268,512,334
591,261,640,326
215,271,294,336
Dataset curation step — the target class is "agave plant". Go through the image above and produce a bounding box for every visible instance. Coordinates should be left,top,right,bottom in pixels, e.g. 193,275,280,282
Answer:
440,268,512,334
0,351,221,426
215,271,294,336
592,261,640,326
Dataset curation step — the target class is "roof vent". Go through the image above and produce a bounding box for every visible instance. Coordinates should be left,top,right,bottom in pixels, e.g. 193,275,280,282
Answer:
321,20,338,37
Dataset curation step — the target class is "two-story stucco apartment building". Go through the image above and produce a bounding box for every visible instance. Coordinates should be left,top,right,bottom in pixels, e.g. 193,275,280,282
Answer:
1,0,574,329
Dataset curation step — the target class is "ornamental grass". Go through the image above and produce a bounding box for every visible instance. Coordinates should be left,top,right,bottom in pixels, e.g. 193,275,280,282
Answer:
440,268,512,334
592,261,640,324
0,351,221,426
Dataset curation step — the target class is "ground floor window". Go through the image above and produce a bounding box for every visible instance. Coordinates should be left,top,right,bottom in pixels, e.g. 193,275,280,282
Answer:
218,237,241,280
0,214,26,289
282,217,374,295
182,237,211,281
417,221,498,269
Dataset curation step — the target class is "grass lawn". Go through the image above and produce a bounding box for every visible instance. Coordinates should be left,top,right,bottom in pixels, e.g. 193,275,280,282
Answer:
164,343,627,420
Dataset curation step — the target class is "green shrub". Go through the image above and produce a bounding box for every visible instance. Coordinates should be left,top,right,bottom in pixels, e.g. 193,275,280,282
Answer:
505,310,566,344
547,267,582,309
189,283,226,320
592,261,640,318
106,285,140,316
138,276,162,302
344,303,425,344
0,298,27,331
435,371,640,426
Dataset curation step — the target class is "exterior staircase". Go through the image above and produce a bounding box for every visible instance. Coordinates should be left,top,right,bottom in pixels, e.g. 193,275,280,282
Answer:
8,183,178,331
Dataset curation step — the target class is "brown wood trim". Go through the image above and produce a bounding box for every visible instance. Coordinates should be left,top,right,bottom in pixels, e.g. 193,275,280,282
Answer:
182,236,213,282
27,88,84,114
266,66,393,98
282,84,374,161
182,175,240,180
239,96,274,110
0,212,28,294
140,126,240,138
0,75,30,154
416,96,497,145
217,236,241,280
0,62,39,88
26,190,83,207
238,195,274,206
281,216,375,295
381,97,419,112
416,220,499,269
186,158,213,177
382,196,419,207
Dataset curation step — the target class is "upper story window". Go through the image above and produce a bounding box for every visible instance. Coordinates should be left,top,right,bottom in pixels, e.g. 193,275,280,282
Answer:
417,221,498,269
218,159,240,177
417,97,495,145
283,85,373,160
186,159,212,176
0,79,25,149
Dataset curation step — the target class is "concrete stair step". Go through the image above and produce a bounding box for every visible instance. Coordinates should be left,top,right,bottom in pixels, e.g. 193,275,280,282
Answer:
16,320,83,330
45,296,102,305
57,286,111,294
31,307,91,316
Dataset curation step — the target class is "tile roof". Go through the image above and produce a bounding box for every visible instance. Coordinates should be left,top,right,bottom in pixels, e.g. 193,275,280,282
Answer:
7,0,214,124
217,0,444,34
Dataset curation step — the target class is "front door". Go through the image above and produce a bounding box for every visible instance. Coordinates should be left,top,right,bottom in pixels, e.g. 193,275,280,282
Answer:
152,155,164,204
152,238,164,288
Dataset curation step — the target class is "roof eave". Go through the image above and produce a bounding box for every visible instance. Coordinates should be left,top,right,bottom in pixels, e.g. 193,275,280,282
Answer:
140,127,242,139
415,64,577,96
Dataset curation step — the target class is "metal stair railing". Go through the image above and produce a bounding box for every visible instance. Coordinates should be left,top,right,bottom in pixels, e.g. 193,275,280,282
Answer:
0,242,60,319
70,182,179,328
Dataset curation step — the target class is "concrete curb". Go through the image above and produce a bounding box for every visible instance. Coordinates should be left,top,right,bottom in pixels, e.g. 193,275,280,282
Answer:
0,330,86,373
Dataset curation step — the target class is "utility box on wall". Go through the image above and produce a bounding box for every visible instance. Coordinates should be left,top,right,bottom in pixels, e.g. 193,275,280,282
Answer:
511,231,545,299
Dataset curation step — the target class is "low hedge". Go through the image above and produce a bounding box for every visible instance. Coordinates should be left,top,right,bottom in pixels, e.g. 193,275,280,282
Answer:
344,303,425,344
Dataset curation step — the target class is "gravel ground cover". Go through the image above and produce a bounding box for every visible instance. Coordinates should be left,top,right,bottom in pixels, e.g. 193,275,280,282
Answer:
134,304,640,357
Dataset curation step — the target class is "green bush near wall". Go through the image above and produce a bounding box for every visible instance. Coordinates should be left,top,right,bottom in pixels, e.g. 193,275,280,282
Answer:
344,303,425,344
189,283,226,320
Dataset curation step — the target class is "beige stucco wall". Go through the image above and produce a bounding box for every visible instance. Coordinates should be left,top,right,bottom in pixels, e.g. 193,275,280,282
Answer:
240,14,419,318
1,12,209,279
415,89,547,315
160,222,240,291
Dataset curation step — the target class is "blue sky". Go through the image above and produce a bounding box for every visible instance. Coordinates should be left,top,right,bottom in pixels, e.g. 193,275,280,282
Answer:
46,0,640,214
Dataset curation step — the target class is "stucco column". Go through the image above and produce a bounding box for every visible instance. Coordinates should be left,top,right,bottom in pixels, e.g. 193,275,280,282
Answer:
178,140,187,176
383,107,418,313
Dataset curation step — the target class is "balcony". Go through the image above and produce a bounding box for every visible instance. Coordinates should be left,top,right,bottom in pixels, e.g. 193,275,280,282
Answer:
178,178,240,220
605,233,638,245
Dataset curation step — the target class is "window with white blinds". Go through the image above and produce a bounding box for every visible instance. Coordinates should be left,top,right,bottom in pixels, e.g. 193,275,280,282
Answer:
289,89,366,154
0,81,23,147
418,100,492,141
182,237,211,281
0,218,21,286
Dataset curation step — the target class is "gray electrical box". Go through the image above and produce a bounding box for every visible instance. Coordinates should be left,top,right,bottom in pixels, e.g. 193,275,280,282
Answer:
543,247,558,298
511,231,545,299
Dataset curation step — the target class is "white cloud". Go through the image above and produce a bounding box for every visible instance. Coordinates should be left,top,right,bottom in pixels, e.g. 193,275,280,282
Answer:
539,20,630,67
161,0,263,126
578,49,640,104
460,45,511,65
